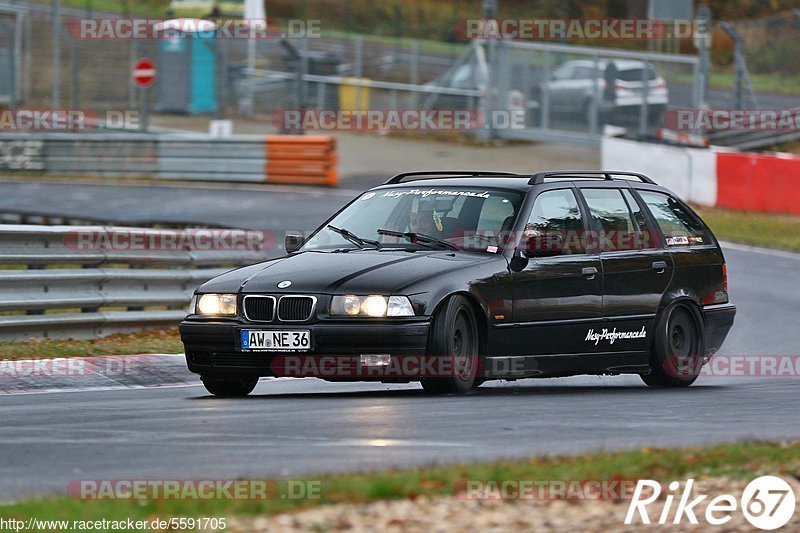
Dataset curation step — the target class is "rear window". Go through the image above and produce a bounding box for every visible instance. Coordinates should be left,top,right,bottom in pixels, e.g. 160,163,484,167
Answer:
617,67,657,82
638,191,710,247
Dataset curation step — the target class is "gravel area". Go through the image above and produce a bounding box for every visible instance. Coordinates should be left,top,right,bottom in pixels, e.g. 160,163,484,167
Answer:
229,476,800,532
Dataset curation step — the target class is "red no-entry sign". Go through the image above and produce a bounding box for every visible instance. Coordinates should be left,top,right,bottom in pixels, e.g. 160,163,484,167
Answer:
132,58,156,88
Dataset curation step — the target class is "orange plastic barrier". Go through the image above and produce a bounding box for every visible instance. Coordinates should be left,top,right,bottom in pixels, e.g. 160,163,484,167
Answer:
264,135,338,186
717,151,800,215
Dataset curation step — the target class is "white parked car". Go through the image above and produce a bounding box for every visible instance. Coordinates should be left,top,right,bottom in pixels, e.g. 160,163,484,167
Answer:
534,59,669,124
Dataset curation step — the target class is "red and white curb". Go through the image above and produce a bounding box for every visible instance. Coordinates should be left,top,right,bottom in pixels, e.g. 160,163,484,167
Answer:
602,136,800,215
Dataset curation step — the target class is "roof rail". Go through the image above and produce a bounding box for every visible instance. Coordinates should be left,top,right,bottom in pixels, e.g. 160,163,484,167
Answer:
384,170,522,185
528,170,656,185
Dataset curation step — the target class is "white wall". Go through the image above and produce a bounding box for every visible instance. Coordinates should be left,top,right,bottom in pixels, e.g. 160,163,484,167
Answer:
601,136,717,206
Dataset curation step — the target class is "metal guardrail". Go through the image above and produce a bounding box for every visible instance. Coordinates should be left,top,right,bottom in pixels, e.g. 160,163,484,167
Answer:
708,127,800,151
0,133,338,184
0,224,270,340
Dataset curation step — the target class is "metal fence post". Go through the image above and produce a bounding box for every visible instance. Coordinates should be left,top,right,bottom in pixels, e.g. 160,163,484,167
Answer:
300,32,309,112
692,6,711,109
639,60,650,137
409,39,419,108
316,81,324,110
13,10,21,107
541,49,551,129
51,0,61,109
23,11,31,104
589,55,600,134
68,34,79,112
128,40,138,110
354,36,363,109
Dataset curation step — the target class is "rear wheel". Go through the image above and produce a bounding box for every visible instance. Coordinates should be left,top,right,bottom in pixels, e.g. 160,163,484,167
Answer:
648,104,667,125
201,375,259,397
420,295,481,395
642,303,703,387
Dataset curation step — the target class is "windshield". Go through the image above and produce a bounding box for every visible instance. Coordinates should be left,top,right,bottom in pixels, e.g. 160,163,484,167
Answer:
302,187,524,252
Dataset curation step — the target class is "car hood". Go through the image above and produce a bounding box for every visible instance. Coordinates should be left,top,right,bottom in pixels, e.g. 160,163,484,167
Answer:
197,249,495,295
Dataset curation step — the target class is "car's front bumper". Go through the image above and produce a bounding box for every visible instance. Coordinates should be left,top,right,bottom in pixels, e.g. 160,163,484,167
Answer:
179,319,431,377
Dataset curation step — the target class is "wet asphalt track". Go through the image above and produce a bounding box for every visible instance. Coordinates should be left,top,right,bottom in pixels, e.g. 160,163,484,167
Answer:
0,242,798,499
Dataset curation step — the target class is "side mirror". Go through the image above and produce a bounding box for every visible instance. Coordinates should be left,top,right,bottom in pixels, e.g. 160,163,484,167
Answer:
285,232,305,253
526,234,565,258
509,248,529,272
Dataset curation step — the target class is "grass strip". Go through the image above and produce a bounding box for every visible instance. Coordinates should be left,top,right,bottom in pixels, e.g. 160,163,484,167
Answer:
0,328,182,360
1,441,798,527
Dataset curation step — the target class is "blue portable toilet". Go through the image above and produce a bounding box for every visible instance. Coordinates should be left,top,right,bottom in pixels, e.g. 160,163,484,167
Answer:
155,18,217,114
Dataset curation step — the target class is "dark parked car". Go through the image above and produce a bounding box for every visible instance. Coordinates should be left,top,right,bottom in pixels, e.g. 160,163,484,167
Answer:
180,171,735,396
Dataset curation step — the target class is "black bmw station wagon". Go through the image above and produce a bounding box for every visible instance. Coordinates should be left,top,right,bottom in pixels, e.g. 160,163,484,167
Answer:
180,171,735,396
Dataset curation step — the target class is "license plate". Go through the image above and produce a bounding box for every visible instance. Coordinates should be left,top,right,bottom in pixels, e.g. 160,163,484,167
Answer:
240,330,311,352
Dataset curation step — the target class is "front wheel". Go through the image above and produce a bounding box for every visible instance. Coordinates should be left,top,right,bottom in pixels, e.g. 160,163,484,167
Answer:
641,303,704,388
420,295,482,395
201,375,259,397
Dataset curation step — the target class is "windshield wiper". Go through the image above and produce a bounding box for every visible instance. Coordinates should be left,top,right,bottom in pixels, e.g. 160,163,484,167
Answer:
327,225,381,249
377,229,459,251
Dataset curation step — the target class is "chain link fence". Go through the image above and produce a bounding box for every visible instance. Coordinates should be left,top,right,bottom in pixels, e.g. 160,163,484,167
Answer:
6,3,798,149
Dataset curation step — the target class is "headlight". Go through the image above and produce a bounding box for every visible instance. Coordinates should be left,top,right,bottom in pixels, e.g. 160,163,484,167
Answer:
330,295,414,317
195,293,238,316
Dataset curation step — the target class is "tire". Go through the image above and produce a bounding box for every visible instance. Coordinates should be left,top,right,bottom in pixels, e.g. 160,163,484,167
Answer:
641,303,704,388
648,104,667,126
583,100,606,127
582,100,593,124
201,375,259,397
420,295,481,395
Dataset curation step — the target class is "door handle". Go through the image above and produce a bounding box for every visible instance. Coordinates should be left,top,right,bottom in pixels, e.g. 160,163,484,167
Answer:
652,261,668,273
581,267,598,279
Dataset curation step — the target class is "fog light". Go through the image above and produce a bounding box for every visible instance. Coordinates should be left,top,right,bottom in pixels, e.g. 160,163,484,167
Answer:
360,354,391,367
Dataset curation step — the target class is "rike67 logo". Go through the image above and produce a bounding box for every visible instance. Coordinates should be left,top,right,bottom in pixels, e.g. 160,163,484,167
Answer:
626,476,796,530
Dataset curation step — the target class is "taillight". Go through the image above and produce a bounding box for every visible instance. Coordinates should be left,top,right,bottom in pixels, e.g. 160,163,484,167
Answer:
722,263,728,293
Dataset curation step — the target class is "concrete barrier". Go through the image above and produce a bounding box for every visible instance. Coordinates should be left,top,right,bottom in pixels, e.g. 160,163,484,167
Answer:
716,151,800,215
602,135,800,215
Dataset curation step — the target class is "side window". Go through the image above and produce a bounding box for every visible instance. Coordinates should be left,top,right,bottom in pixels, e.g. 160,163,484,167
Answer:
639,191,710,247
573,66,595,79
450,65,473,88
552,65,574,81
580,188,638,252
621,189,656,249
524,189,586,254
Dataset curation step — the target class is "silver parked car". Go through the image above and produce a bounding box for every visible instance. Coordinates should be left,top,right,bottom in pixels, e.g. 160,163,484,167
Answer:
533,59,669,125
